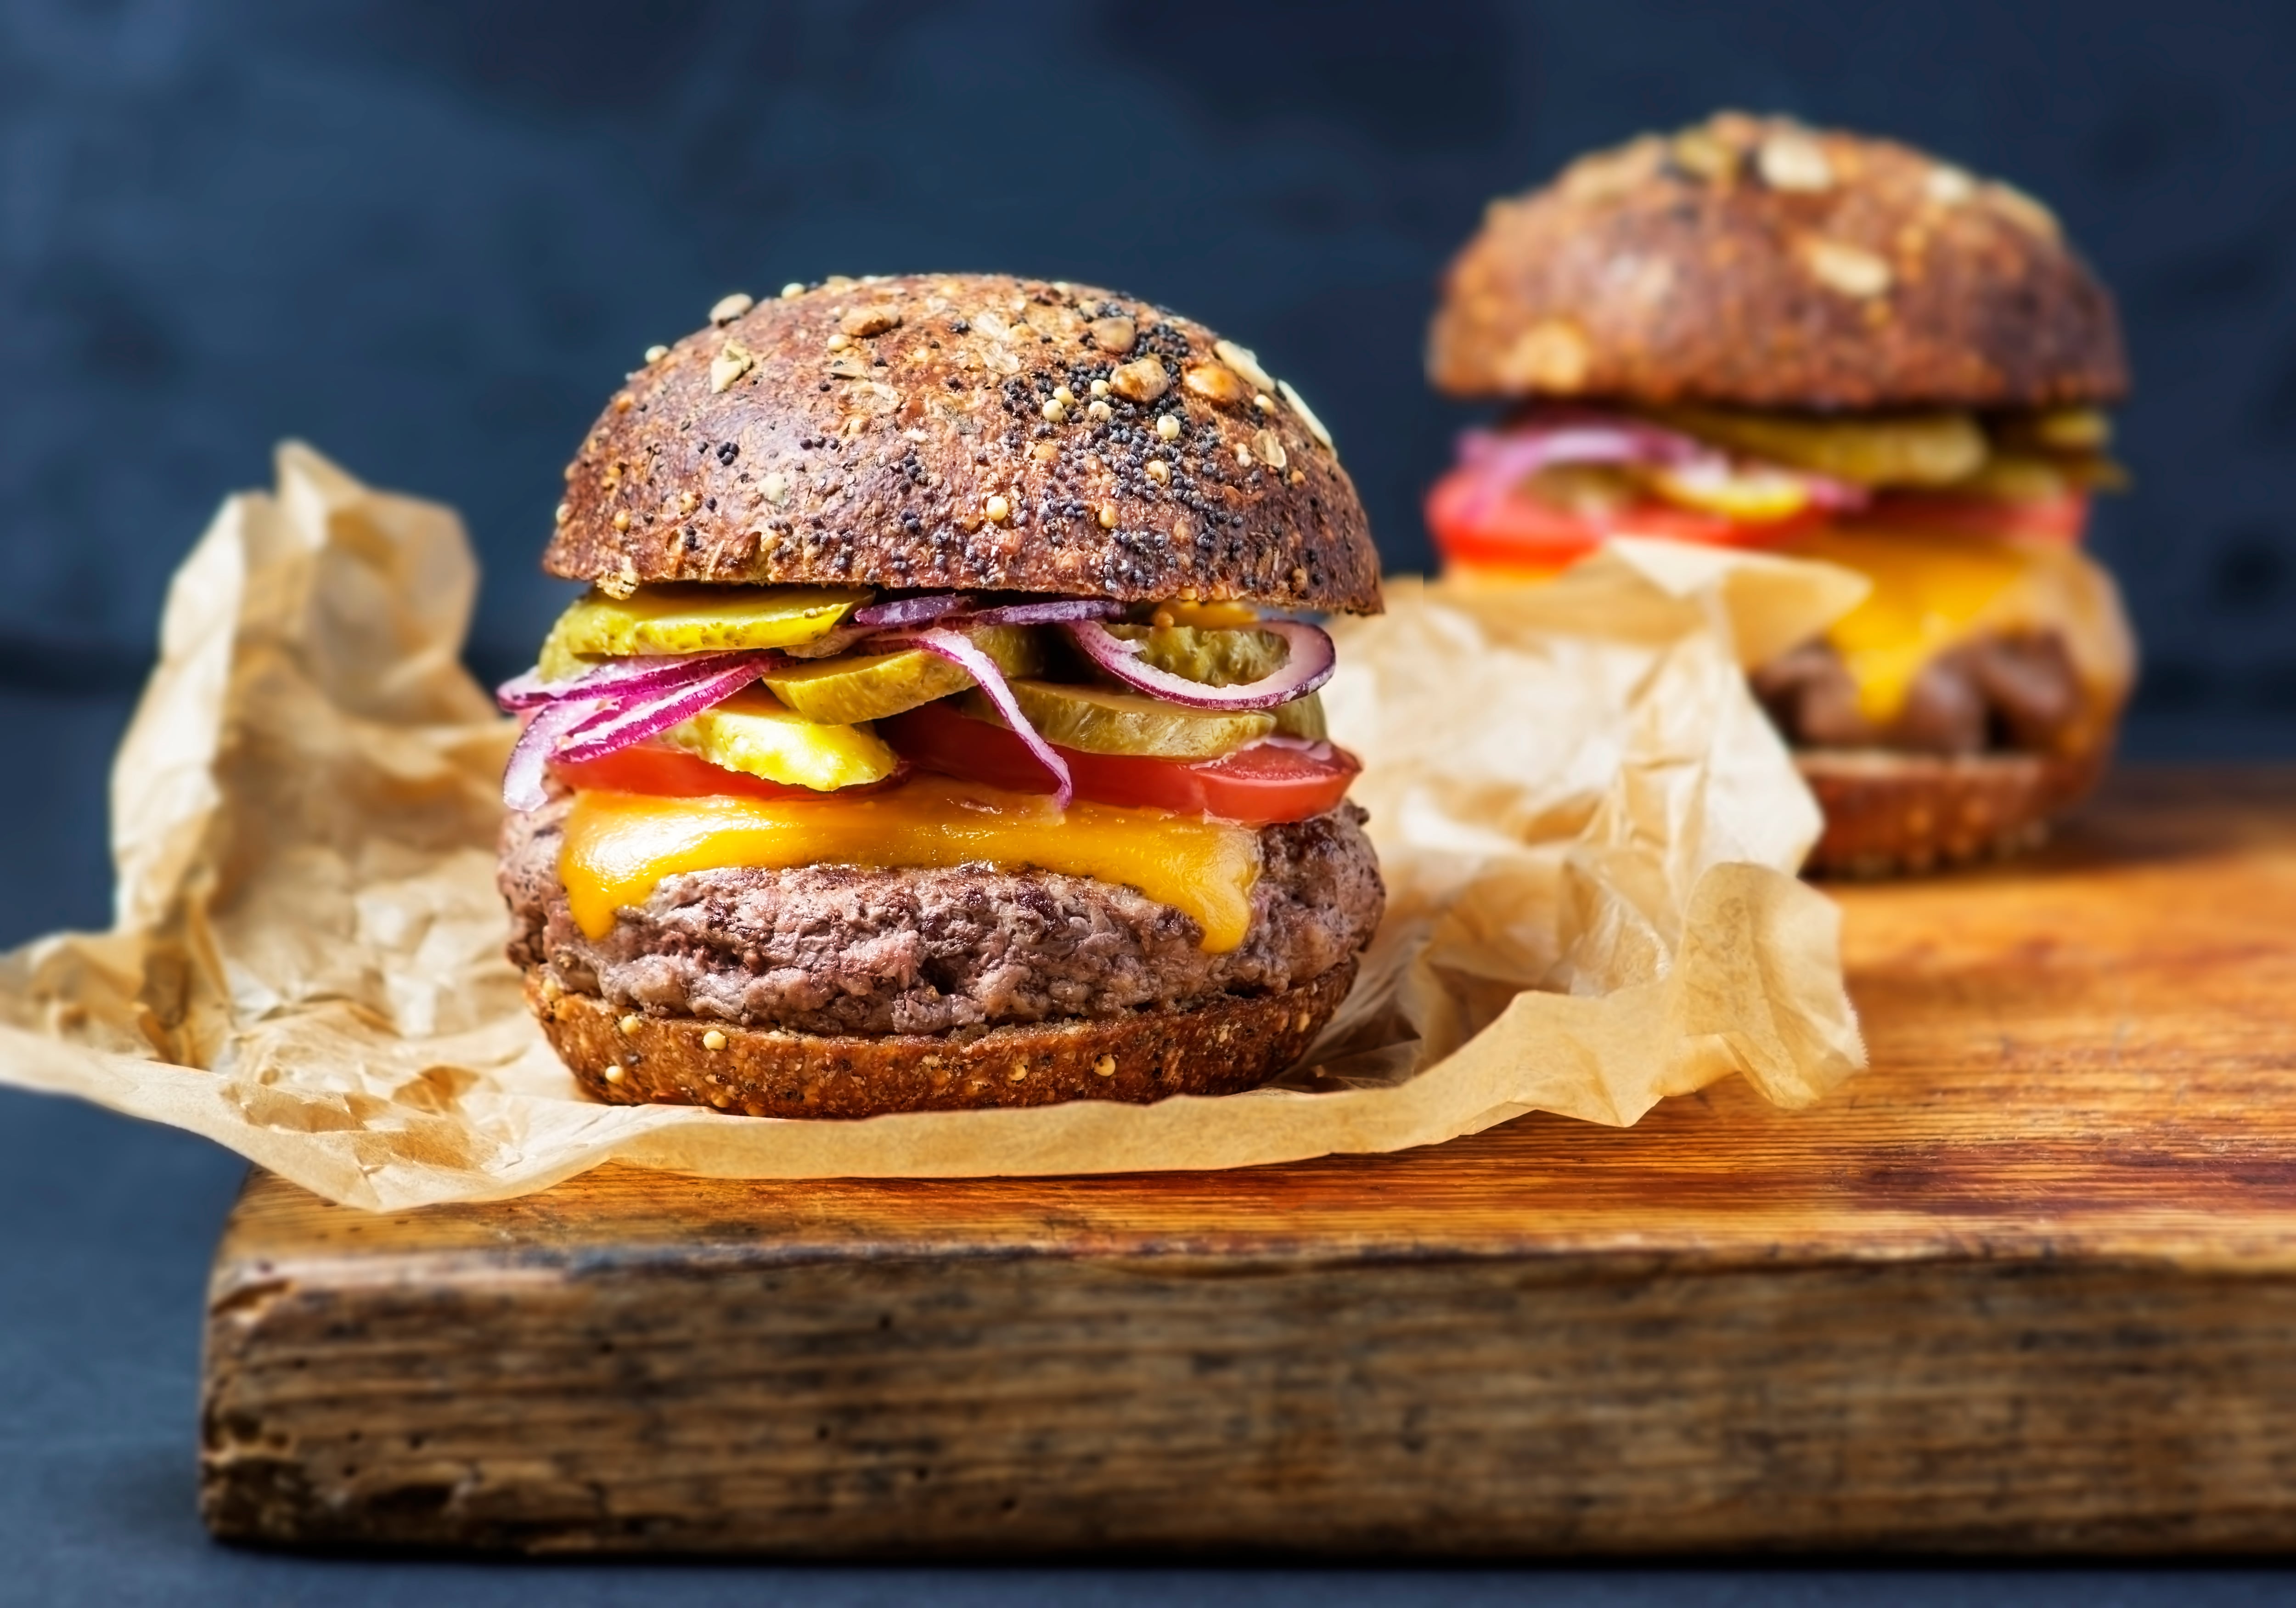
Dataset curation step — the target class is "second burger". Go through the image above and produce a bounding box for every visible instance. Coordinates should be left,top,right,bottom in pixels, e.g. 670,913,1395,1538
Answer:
1425,113,2137,875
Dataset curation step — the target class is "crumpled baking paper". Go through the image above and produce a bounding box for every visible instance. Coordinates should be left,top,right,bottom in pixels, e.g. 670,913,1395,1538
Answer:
0,445,1866,1209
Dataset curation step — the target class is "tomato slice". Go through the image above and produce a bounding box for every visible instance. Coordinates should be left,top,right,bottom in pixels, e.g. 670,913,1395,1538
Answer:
1842,490,2090,544
880,700,1360,825
1429,461,2093,568
549,742,896,803
1425,463,1819,571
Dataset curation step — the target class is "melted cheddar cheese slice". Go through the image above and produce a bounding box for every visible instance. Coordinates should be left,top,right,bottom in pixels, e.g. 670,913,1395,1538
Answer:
1779,526,2137,726
558,775,1263,952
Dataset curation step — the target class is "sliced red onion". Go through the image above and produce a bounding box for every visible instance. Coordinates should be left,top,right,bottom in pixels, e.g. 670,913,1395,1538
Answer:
876,626,1071,808
1460,412,1710,468
1064,618,1336,711
1449,410,1865,519
1447,416,1714,521
495,671,557,711
502,697,609,811
1805,478,1871,513
554,661,774,765
853,592,970,628
960,597,1127,627
496,650,778,711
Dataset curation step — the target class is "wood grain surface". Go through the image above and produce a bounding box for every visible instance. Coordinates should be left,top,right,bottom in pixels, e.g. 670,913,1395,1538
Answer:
200,768,2296,1556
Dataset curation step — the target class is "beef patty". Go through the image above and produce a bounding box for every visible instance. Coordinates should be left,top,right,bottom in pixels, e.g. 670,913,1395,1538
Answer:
1751,629,2087,756
500,797,1384,1036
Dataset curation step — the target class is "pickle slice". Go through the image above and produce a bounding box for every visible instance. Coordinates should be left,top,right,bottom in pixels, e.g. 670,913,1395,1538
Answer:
1106,624,1289,687
1945,453,2073,502
760,626,1044,724
1646,406,1987,487
1101,625,1326,738
537,584,872,681
1646,463,1816,521
661,688,898,790
1272,691,1328,742
1519,463,1641,516
969,680,1275,759
1994,406,2113,454
1948,452,2129,499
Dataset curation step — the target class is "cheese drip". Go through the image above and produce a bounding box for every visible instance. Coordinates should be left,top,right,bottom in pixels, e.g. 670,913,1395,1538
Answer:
558,776,1263,952
1778,527,2137,726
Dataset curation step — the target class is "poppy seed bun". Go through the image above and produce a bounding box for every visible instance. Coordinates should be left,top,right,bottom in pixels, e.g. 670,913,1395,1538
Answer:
1797,747,2111,878
528,961,1356,1118
548,272,1381,612
1428,112,2128,411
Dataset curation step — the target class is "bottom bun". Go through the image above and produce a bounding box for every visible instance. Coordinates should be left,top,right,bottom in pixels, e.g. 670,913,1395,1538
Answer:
530,961,1357,1119
1798,746,2111,879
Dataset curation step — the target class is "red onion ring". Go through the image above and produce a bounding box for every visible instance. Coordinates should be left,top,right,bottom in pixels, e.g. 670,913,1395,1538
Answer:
853,592,969,628
503,697,608,811
849,593,1122,640
960,598,1127,627
496,650,782,711
498,653,783,806
876,627,1071,808
553,661,775,766
1449,410,1866,519
1448,416,1715,521
1064,618,1336,711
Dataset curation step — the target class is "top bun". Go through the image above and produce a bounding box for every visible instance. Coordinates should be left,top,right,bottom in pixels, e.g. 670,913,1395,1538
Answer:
547,273,1380,613
1428,113,2129,412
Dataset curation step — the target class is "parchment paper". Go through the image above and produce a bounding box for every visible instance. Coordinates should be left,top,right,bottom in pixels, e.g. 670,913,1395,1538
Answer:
0,445,1867,1209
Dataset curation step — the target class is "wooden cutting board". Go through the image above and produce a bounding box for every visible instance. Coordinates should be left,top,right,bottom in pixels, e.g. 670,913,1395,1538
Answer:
199,767,2296,1556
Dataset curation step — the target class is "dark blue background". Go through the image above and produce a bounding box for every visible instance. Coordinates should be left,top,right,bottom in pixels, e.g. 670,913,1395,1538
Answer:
5,0,2296,1598
5,0,2296,936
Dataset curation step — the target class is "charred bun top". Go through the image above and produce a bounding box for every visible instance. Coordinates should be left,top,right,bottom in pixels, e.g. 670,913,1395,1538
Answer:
1428,112,2129,412
546,272,1381,613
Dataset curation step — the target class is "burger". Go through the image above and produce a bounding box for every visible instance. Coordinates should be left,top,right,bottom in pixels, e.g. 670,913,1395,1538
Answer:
1424,113,2136,875
495,273,1384,1117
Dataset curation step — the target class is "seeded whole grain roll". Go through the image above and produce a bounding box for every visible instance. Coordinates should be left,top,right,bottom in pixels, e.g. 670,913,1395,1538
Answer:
1428,111,2129,411
549,272,1380,612
1794,748,2110,878
526,961,1359,1117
